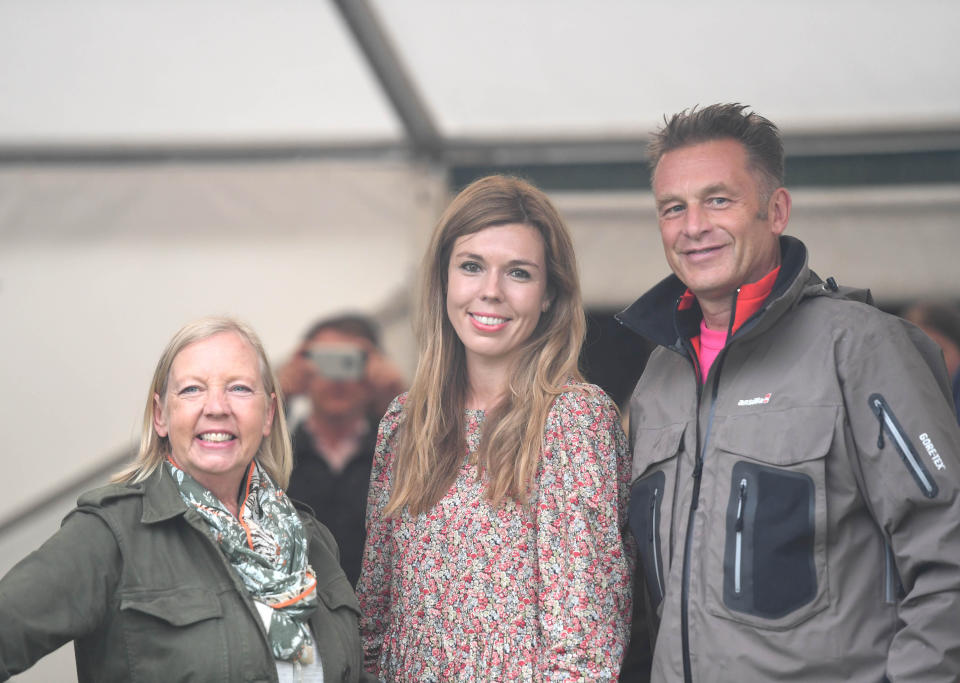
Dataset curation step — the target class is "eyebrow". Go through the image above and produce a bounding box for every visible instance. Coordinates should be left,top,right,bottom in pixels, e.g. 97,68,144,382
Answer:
656,183,735,209
169,374,259,387
453,251,543,270
700,183,733,197
655,194,683,210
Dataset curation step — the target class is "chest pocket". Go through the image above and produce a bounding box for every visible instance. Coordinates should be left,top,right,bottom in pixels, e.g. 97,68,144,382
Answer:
121,587,222,625
120,586,230,680
705,406,835,629
629,422,686,611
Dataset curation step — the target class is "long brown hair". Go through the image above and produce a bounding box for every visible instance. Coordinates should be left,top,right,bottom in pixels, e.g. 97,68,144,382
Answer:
384,175,585,516
112,316,293,488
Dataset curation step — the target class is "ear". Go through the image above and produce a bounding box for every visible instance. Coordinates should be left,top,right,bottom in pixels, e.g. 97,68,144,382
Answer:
153,393,168,437
769,187,791,236
263,392,276,437
541,288,554,313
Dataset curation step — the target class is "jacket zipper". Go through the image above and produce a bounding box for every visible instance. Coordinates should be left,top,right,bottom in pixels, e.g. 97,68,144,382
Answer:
680,287,739,683
650,487,664,601
734,478,748,595
679,345,703,683
869,394,938,498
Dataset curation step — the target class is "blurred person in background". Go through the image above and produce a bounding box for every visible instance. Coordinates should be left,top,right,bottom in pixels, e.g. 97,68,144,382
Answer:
277,314,406,587
0,316,371,682
903,300,960,424
357,175,632,680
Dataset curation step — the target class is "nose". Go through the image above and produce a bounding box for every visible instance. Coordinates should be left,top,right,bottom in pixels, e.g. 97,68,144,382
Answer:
682,203,710,238
203,386,231,416
479,270,503,301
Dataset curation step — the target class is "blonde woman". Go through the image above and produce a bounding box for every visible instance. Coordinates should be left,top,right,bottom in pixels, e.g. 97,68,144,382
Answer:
0,317,371,682
356,176,632,680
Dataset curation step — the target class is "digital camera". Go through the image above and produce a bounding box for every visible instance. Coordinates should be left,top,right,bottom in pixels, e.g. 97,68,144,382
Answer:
304,346,368,381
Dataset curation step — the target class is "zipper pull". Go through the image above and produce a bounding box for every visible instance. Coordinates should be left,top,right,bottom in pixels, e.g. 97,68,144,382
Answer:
734,478,748,596
875,399,885,449
649,490,658,542
727,288,740,339
735,479,747,531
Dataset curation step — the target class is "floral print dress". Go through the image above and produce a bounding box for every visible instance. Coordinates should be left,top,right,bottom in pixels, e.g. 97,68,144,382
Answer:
356,384,632,681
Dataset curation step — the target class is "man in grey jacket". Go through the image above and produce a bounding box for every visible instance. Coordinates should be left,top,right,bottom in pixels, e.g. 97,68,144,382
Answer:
618,103,960,682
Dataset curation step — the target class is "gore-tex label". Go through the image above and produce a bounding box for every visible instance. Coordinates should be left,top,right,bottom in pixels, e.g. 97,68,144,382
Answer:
919,433,946,471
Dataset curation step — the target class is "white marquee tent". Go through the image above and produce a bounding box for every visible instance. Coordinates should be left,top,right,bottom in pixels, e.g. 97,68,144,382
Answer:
1,2,959,679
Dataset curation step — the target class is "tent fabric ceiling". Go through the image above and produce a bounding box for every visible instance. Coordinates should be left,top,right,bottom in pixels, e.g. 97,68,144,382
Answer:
0,0,958,148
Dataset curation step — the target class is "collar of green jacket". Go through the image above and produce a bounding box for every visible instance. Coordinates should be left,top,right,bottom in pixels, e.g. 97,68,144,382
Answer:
77,467,188,524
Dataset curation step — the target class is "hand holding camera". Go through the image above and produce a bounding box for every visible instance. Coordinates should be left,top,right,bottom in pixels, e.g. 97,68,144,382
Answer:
303,345,368,382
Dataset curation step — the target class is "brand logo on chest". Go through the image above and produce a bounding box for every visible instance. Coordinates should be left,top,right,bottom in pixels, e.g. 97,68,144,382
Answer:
737,393,772,407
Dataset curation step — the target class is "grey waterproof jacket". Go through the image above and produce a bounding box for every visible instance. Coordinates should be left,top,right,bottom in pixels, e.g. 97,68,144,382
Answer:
618,236,960,682
0,465,374,683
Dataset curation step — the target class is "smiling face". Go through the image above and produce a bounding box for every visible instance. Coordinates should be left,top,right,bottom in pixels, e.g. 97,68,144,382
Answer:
653,138,790,322
153,331,275,502
446,223,550,377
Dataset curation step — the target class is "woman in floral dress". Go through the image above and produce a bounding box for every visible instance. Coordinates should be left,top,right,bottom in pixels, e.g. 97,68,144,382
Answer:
356,175,632,681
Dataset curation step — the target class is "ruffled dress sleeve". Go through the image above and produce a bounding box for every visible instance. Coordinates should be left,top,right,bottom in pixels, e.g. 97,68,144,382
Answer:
355,393,405,676
534,386,633,679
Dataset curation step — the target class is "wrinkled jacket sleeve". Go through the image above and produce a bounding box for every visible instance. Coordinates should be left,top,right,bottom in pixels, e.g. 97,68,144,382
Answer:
0,509,118,679
534,389,633,680
355,395,405,677
839,314,960,681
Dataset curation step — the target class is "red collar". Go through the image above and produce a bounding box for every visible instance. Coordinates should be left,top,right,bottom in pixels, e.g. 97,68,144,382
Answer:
677,265,781,336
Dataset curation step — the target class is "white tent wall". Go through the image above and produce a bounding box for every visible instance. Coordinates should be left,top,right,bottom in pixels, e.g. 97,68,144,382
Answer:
0,159,446,523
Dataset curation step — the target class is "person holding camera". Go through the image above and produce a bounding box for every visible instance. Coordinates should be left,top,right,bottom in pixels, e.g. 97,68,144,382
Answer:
278,315,406,587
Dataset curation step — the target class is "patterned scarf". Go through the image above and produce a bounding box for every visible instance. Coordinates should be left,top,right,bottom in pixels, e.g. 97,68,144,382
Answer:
166,457,318,663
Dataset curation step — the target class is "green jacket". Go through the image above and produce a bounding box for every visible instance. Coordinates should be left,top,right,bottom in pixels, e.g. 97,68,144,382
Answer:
0,465,374,683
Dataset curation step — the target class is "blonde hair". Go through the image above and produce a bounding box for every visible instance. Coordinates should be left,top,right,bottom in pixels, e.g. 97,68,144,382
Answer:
384,175,585,516
112,316,293,488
